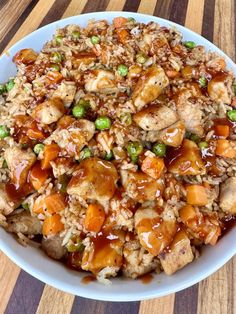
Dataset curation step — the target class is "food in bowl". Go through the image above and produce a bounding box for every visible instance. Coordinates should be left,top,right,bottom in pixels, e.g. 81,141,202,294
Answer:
0,16,235,284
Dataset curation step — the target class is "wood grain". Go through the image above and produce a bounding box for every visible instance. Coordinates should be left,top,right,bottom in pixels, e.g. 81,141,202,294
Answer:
138,0,157,15
106,0,126,11
139,294,175,314
62,0,87,18
185,0,205,34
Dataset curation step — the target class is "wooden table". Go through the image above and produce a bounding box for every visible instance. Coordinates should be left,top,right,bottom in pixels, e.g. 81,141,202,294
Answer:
0,0,235,313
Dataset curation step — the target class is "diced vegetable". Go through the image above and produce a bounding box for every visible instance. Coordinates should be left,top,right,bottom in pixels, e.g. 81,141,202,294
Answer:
186,185,208,206
214,125,230,138
72,104,85,118
189,133,200,143
128,17,135,23
49,64,60,72
29,162,49,190
6,79,15,92
183,41,196,49
84,203,105,233
215,139,236,158
152,142,166,157
80,147,92,160
198,141,208,149
66,237,84,252
0,125,10,138
33,192,66,214
51,52,62,63
120,112,132,125
116,29,129,44
141,156,165,179
95,116,111,130
104,150,114,161
33,143,45,155
136,53,147,64
199,76,207,87
41,143,60,170
55,35,63,44
179,204,197,224
127,141,143,163
117,64,128,77
113,17,128,28
42,214,64,236
90,35,100,45
0,84,6,94
72,31,80,40
27,127,45,140
45,71,63,84
2,159,8,169
227,110,236,122
22,203,29,210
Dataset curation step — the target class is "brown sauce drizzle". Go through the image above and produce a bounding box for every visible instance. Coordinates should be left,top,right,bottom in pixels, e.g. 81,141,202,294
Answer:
139,273,154,284
81,275,96,284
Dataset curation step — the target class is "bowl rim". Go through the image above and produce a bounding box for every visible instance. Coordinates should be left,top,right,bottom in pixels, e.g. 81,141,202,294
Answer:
0,11,236,302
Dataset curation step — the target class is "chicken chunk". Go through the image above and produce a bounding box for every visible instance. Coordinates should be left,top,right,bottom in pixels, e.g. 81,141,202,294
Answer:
220,177,236,214
159,230,194,275
72,51,97,67
85,69,118,94
67,158,118,205
6,211,42,235
133,104,178,131
52,82,76,106
167,139,206,175
32,97,65,124
175,88,204,136
42,235,66,260
122,239,159,278
157,120,185,147
0,184,20,215
4,147,36,188
207,73,231,104
13,48,38,65
120,170,164,202
132,66,169,110
134,207,177,256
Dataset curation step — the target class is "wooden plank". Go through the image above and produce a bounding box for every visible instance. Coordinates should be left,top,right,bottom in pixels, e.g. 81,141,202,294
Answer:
154,0,174,19
0,252,20,314
123,0,141,12
139,294,175,314
197,257,236,314
106,0,126,11
202,0,215,42
214,0,235,61
62,0,87,18
3,0,56,52
185,0,205,34
138,0,157,15
39,0,72,27
174,285,198,314
169,0,189,25
36,285,74,314
82,0,110,13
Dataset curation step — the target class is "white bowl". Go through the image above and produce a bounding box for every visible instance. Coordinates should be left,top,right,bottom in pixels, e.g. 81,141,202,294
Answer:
0,11,235,302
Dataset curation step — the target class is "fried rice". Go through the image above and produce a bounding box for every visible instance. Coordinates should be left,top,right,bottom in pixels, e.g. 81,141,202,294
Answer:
0,16,236,283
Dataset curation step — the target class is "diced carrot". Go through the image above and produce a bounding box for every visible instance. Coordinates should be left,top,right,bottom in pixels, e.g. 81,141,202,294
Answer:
42,214,64,236
214,125,229,138
44,192,66,214
166,69,179,78
84,203,105,233
26,128,45,140
179,204,198,224
29,162,50,190
186,185,208,206
141,156,165,179
116,29,129,44
215,139,236,158
57,115,75,129
33,197,44,214
45,71,63,84
41,143,60,170
113,17,128,28
202,181,210,190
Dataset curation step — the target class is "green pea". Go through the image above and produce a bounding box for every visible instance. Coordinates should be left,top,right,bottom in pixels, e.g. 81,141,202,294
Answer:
6,79,15,92
117,64,128,77
189,133,200,143
90,35,100,45
50,64,60,71
72,104,85,118
95,116,112,130
80,147,91,160
51,52,62,63
72,31,80,40
0,84,6,94
127,141,143,163
184,41,196,49
227,110,236,122
0,125,10,138
198,141,208,150
152,142,166,157
33,143,45,155
105,151,114,160
55,35,63,44
77,98,90,109
136,53,147,64
128,17,136,23
2,159,8,169
22,203,29,210
120,112,132,126
199,76,207,87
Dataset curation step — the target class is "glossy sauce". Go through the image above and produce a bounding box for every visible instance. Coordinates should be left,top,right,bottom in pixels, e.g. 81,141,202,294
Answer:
221,215,236,237
5,181,33,203
139,273,153,284
81,275,96,284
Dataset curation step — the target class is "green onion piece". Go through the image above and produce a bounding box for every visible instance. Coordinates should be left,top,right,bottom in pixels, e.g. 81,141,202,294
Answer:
66,237,84,253
136,53,147,64
80,147,91,160
227,110,236,122
198,141,208,150
120,112,132,126
6,79,15,92
90,35,100,45
189,133,201,143
55,35,63,44
152,142,166,157
50,64,60,72
95,116,112,130
77,98,90,109
51,52,62,63
2,159,8,169
33,143,45,155
104,151,114,160
184,41,196,49
117,64,128,77
127,141,143,163
0,125,10,139
22,203,29,210
199,76,207,87
128,17,136,23
72,31,80,40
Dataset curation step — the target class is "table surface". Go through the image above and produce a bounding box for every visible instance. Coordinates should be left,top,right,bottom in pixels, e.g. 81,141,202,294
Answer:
0,0,235,313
